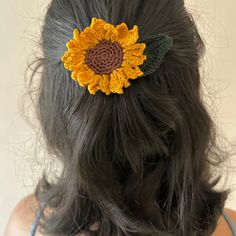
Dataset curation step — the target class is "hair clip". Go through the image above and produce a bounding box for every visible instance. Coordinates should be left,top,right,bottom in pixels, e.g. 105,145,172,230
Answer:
61,17,173,95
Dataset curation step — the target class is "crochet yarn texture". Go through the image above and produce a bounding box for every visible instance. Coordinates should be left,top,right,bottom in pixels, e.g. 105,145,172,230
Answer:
61,18,173,95
85,40,123,75
140,34,173,77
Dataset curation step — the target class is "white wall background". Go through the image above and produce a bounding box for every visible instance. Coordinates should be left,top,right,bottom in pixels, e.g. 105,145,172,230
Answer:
0,0,236,235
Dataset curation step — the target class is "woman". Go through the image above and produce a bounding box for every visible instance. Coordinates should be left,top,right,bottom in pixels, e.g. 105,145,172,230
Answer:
4,0,236,235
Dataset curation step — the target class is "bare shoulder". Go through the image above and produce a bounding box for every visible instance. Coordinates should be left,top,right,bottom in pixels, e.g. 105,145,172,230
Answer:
212,207,236,236
224,207,236,221
4,194,96,236
4,193,42,236
224,207,236,230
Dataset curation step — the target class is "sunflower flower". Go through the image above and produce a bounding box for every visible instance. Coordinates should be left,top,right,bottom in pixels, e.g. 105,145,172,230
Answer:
61,17,147,95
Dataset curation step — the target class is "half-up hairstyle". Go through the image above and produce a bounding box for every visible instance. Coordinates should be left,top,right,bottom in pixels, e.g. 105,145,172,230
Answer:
25,0,232,235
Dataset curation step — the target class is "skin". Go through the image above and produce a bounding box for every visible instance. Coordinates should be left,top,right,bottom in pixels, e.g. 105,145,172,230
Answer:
4,194,236,236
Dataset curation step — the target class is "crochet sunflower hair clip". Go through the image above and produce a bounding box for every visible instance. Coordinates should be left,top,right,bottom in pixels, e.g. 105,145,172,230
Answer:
61,17,173,95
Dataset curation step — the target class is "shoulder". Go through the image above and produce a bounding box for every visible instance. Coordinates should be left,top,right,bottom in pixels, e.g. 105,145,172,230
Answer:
4,193,42,236
212,207,236,236
223,207,236,230
4,194,88,236
224,207,236,221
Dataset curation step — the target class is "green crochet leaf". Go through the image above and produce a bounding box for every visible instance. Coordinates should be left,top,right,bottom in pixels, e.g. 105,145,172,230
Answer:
139,34,173,77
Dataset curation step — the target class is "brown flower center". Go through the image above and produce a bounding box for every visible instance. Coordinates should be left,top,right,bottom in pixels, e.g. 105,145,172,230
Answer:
85,40,123,75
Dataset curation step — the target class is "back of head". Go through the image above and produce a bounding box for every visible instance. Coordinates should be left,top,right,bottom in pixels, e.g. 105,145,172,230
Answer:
27,0,230,235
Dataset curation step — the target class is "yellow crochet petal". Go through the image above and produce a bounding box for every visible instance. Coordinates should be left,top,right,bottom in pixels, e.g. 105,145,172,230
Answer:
65,41,86,56
116,68,131,88
62,53,86,69
90,18,107,28
118,25,139,48
73,28,81,41
109,71,120,94
64,59,86,72
76,69,95,86
123,52,144,61
103,24,118,42
123,54,147,66
122,59,144,70
87,27,104,42
72,71,82,82
122,63,144,79
109,71,116,93
123,43,146,55
113,70,124,93
71,29,91,51
61,53,73,70
73,63,90,74
75,34,97,50
116,23,129,46
80,27,100,47
90,18,109,40
122,25,139,47
109,70,124,94
71,71,78,81
81,63,91,70
98,74,110,94
87,74,101,94
66,40,77,49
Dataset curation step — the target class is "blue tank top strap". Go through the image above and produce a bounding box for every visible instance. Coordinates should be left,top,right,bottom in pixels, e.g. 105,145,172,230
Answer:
29,201,46,236
223,210,236,236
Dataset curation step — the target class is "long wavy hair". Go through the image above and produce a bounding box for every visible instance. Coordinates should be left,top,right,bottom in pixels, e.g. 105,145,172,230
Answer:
24,0,233,235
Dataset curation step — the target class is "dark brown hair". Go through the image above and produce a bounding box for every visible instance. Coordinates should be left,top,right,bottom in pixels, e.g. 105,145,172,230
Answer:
24,0,234,235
